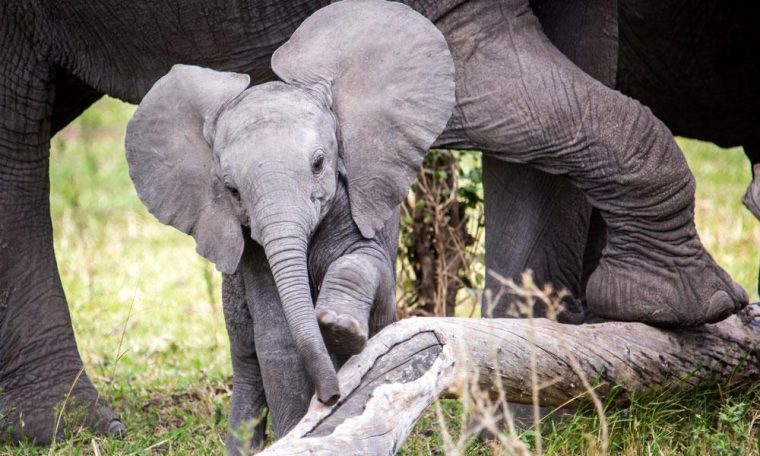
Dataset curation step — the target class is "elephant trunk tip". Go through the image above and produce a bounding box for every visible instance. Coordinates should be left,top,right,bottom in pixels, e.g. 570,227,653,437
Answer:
316,378,340,406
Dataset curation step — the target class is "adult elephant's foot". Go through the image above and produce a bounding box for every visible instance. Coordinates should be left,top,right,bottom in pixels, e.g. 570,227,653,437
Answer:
1,384,125,445
317,308,368,356
0,365,124,444
0,255,124,444
585,246,748,326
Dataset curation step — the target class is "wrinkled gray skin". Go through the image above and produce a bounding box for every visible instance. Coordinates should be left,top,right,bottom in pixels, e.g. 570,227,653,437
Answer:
491,0,760,320
2,0,758,446
221,179,397,453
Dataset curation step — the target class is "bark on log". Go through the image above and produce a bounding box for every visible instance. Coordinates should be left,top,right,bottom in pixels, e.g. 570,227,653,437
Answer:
260,304,760,455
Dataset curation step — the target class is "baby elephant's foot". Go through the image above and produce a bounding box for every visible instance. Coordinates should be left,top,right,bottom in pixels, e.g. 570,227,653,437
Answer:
586,248,748,326
317,308,368,356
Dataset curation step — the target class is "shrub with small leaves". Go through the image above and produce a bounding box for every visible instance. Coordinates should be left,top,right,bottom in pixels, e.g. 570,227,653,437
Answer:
397,149,485,318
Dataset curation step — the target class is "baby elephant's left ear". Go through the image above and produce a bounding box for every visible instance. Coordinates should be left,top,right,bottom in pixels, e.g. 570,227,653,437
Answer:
272,0,455,238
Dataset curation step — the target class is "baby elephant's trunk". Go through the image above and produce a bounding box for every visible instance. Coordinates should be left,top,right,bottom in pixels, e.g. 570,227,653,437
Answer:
257,214,340,405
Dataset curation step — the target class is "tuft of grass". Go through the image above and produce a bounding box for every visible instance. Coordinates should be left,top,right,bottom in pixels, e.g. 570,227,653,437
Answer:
1,97,757,454
539,382,759,456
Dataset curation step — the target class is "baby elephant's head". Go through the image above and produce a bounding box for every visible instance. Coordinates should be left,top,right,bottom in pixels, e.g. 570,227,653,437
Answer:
212,82,339,246
125,0,455,405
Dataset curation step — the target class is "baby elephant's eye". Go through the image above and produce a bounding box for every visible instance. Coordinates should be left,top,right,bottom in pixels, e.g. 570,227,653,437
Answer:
312,152,325,175
225,184,241,202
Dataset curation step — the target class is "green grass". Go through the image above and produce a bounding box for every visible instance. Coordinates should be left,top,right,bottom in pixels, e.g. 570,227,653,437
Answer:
2,97,757,454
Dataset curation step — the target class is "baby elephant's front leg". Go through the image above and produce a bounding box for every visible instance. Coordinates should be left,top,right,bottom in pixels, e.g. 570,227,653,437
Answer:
222,272,267,454
316,249,395,356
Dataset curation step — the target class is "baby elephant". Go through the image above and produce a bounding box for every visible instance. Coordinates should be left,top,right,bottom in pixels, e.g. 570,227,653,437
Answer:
222,178,397,453
125,0,452,413
124,1,452,452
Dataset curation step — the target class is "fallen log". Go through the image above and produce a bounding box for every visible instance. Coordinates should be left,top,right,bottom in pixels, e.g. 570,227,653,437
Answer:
261,304,760,455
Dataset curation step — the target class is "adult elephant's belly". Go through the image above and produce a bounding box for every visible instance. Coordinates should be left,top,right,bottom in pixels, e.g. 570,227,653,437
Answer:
44,0,331,104
617,0,760,148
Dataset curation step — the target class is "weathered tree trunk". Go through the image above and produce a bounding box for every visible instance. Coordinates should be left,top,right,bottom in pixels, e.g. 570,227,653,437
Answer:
260,304,759,455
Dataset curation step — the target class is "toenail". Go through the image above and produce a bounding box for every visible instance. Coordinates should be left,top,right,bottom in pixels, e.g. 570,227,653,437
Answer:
108,419,126,437
336,315,357,328
318,310,336,324
707,290,734,322
732,283,749,307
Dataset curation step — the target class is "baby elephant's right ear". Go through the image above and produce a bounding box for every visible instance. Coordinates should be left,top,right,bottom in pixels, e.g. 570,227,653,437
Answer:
125,64,250,274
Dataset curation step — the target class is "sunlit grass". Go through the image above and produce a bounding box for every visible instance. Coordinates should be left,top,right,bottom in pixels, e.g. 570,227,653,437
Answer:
1,97,757,454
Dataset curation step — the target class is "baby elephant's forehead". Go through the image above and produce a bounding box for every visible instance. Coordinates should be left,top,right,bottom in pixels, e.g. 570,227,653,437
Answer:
225,82,329,126
214,82,335,150
214,82,336,156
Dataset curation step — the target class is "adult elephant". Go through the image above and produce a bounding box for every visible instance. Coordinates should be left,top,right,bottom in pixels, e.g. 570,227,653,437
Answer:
1,0,337,443
0,0,752,445
488,0,759,319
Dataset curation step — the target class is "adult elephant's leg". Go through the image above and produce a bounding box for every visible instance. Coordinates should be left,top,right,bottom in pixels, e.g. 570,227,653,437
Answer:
239,241,314,439
0,12,122,443
478,0,614,324
581,208,606,297
439,0,748,325
482,157,589,323
480,158,589,438
222,272,267,454
742,145,760,221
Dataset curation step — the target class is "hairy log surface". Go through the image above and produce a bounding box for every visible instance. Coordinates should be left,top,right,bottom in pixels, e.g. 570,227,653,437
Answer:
260,304,759,455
